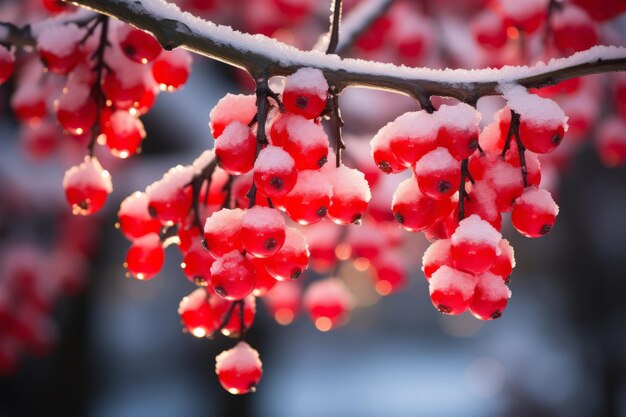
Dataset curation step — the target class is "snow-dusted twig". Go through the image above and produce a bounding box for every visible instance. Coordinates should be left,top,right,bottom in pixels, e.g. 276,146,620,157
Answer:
68,0,626,105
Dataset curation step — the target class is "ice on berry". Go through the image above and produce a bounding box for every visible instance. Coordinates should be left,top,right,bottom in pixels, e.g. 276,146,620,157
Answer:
146,165,194,201
204,208,245,236
215,341,262,375
429,265,478,300
284,67,328,99
435,103,481,133
254,145,296,173
514,187,559,216
501,85,568,130
36,23,84,58
414,147,457,175
475,271,512,301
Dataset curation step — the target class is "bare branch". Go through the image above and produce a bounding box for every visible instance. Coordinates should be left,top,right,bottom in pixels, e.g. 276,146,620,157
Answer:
67,0,626,104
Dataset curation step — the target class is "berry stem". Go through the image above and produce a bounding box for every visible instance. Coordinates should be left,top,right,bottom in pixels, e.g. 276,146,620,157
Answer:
211,300,239,338
457,158,472,221
188,157,219,229
87,15,110,158
238,299,246,341
325,0,343,55
330,87,345,167
500,110,528,187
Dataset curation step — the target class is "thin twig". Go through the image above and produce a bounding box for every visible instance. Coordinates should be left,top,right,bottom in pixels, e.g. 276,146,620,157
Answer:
325,0,343,55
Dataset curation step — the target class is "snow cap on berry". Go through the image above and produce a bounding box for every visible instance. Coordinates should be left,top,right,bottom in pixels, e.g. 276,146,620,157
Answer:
145,164,194,200
177,287,209,315
242,206,285,230
414,147,457,174
515,187,559,215
475,272,512,300
451,214,502,247
429,265,478,299
324,165,372,203
62,156,113,193
204,208,245,235
435,103,481,132
209,94,257,137
254,145,295,173
500,85,568,130
215,341,262,374
285,68,328,99
37,23,84,57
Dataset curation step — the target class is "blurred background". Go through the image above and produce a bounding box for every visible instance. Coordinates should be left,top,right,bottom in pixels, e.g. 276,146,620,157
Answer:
0,0,625,416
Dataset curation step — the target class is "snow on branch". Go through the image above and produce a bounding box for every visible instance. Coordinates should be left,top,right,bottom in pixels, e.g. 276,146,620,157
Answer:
69,0,626,104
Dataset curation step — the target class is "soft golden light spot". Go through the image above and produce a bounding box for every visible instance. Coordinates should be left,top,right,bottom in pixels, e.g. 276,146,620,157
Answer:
136,273,145,280
191,327,206,338
180,262,187,269
274,308,294,325
228,388,240,394
62,87,69,94
118,150,130,159
96,134,106,145
141,58,148,64
75,128,84,135
159,83,167,91
105,99,113,107
507,26,519,39
375,280,392,296
315,317,333,332
353,257,370,271
114,222,120,229
129,107,138,116
27,118,42,129
222,329,232,337
335,243,352,261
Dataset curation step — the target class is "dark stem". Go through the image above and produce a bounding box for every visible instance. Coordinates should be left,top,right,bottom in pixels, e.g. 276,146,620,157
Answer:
325,0,343,55
210,300,240,338
500,110,528,187
457,159,472,222
542,0,562,48
220,175,235,209
188,158,218,230
87,15,109,157
238,299,246,341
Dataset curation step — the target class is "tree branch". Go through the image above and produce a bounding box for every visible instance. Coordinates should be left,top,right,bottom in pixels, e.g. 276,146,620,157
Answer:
67,0,626,104
325,0,342,55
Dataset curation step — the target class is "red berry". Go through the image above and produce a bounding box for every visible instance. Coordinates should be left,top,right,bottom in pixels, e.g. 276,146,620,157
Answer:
215,341,263,394
415,147,460,200
118,191,162,240
42,0,72,14
63,157,112,216
371,251,407,295
125,233,165,280
471,11,507,49
264,281,301,325
273,114,329,170
203,208,244,258
215,121,257,175
436,103,481,160
391,177,452,232
152,49,192,91
553,5,598,54
210,94,257,138
282,68,328,119
212,295,257,338
469,272,511,320
263,227,309,281
422,239,451,280
386,111,438,168
11,83,48,123
596,117,626,168
490,239,515,280
102,69,147,106
209,251,256,301
429,265,478,315
497,0,547,34
178,288,220,337
101,110,146,158
511,187,559,238
37,24,84,74
371,126,406,174
118,26,162,64
482,159,524,212
277,170,332,225
0,45,15,85
146,165,194,225
21,122,58,160
241,207,286,258
450,215,501,275
325,165,371,225
181,237,216,286
56,83,97,136
303,278,352,331
249,257,277,297
253,145,298,198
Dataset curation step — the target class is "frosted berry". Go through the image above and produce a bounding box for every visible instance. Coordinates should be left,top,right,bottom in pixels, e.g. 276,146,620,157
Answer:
152,49,192,91
371,252,407,295
209,94,257,139
215,341,262,394
511,187,559,238
429,266,478,315
264,281,301,325
253,146,298,198
146,165,194,225
386,111,438,167
36,24,84,74
215,121,257,175
277,170,332,225
11,83,48,123
596,117,626,167
450,215,501,275
117,192,162,240
118,26,162,64
422,239,451,280
178,288,219,337
490,239,515,280
325,165,372,225
414,147,460,200
263,227,309,281
211,295,257,338
63,157,112,216
471,11,507,49
249,257,277,297
209,251,256,301
102,70,147,105
55,83,97,136
469,272,511,320
241,207,286,258
181,237,216,286
101,110,146,158
370,126,406,174
303,278,352,331
553,5,598,54
203,208,244,258
391,177,452,232
125,233,165,280
436,104,481,160
282,68,328,119
272,114,329,170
